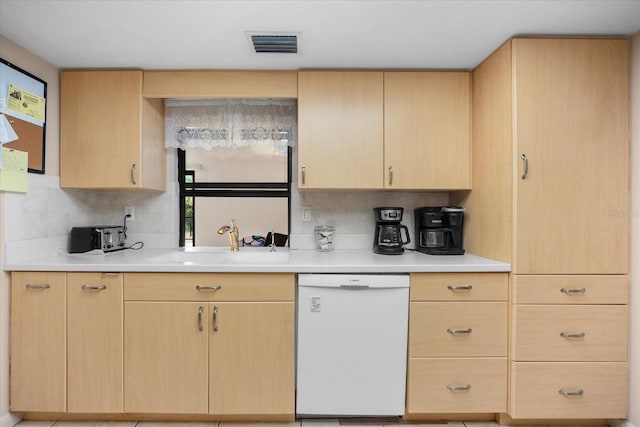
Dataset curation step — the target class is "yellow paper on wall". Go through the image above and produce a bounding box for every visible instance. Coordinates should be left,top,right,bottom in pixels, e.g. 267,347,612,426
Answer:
6,84,46,123
0,147,28,193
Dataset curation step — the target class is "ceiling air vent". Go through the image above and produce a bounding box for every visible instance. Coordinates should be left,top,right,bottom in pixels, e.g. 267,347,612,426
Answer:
249,34,299,54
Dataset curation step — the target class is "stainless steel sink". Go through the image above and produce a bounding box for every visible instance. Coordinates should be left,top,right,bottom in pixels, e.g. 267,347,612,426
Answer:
149,247,290,265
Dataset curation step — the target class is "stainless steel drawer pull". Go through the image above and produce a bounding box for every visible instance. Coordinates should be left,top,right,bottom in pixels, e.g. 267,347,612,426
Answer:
447,328,473,335
212,306,219,332
560,287,586,295
447,284,473,292
560,331,586,339
81,285,107,292
25,284,50,290
559,388,584,397
447,384,472,392
197,306,204,332
196,285,222,292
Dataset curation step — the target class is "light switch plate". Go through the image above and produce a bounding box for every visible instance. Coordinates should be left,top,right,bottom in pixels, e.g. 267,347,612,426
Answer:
302,206,312,222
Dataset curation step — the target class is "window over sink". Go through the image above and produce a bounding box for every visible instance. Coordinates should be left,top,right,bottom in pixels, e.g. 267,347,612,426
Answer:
170,99,295,247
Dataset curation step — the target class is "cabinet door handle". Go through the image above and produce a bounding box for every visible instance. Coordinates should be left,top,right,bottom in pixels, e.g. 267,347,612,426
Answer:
447,328,472,335
196,285,222,292
197,306,204,332
520,154,528,179
25,284,50,290
130,164,137,185
212,306,219,332
388,165,393,186
560,287,586,295
559,388,584,397
81,284,107,292
560,331,586,339
301,165,306,185
447,384,472,392
447,284,473,292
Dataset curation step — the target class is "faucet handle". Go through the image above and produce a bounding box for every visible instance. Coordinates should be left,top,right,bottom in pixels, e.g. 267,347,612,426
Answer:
269,230,276,252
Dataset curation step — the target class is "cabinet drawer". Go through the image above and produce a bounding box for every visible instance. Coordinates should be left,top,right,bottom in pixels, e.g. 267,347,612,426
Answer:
510,362,627,419
513,275,628,304
512,305,627,361
407,358,507,414
410,302,507,357
124,273,295,301
411,273,507,301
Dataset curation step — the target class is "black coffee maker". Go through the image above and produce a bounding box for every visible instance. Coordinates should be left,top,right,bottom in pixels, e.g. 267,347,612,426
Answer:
414,206,465,255
373,207,411,255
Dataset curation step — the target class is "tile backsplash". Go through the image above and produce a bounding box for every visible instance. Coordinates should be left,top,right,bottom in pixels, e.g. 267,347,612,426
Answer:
3,166,449,260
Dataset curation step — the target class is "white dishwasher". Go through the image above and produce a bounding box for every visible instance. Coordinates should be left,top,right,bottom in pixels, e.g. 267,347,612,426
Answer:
296,274,409,417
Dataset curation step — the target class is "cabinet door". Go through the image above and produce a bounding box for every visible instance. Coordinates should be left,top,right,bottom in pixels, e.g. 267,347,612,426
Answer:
298,71,384,189
67,272,123,412
10,272,66,412
513,39,629,274
124,302,209,414
384,72,471,189
61,70,164,190
209,302,295,415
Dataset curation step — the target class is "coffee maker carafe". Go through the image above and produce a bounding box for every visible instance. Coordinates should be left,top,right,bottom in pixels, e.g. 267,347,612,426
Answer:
373,207,411,255
414,206,465,255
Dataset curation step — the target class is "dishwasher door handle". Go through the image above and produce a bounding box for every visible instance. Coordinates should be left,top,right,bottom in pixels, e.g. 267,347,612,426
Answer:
339,284,371,290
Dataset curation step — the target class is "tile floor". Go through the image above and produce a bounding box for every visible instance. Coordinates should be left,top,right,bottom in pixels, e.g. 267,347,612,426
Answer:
14,421,610,427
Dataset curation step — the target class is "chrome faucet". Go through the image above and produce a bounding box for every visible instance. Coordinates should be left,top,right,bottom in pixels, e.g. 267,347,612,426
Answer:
217,219,239,252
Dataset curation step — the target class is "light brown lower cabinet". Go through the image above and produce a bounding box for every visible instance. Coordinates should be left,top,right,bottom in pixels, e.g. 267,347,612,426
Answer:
11,272,123,413
509,275,629,419
123,273,295,417
124,302,209,414
67,272,123,413
407,273,508,416
10,272,67,412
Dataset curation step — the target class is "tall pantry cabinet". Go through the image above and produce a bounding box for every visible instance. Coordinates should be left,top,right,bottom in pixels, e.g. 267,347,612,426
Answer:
454,38,629,420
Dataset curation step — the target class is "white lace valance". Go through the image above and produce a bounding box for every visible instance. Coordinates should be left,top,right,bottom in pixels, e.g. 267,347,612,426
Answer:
165,98,296,150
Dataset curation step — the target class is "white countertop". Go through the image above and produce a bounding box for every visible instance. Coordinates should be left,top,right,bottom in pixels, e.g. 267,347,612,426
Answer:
3,247,511,273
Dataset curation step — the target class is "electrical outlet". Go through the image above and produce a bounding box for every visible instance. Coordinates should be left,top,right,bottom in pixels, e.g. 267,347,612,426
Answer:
124,206,135,221
302,206,312,222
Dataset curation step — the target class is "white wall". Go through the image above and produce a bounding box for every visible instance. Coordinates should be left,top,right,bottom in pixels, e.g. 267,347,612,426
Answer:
628,31,640,427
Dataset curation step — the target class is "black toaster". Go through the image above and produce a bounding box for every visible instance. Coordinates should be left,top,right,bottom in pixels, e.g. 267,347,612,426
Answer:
69,226,126,253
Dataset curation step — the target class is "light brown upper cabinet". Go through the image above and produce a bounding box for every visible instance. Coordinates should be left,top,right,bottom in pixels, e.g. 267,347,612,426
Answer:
457,38,629,275
384,72,471,189
297,71,471,190
143,70,298,98
60,70,166,190
297,71,384,189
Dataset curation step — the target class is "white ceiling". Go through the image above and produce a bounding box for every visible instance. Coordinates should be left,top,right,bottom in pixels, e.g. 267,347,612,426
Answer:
1,0,639,71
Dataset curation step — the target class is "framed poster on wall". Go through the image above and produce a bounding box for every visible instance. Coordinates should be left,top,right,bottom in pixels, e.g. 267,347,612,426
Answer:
0,57,47,174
